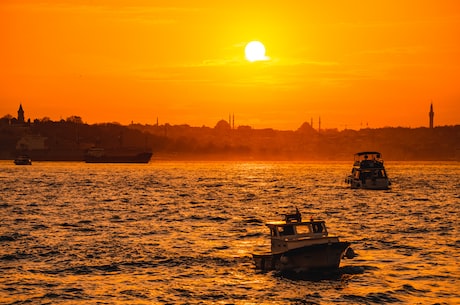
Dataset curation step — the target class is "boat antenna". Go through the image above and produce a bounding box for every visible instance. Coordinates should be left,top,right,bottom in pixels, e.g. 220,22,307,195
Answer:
295,206,301,221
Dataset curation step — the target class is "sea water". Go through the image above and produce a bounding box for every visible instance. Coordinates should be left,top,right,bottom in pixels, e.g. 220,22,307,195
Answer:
0,161,459,304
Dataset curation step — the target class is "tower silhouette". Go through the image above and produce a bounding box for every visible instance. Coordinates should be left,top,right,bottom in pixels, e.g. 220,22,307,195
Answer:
429,103,434,129
17,104,25,123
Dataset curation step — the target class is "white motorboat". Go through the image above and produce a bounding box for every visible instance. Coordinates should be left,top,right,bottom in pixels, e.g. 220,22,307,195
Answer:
345,151,391,190
253,209,354,273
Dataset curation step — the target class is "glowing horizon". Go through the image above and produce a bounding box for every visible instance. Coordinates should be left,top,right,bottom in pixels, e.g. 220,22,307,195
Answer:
1,1,459,130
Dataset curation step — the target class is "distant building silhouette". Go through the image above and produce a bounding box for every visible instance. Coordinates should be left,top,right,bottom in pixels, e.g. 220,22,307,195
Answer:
16,134,47,150
17,104,25,123
215,119,231,130
429,103,434,128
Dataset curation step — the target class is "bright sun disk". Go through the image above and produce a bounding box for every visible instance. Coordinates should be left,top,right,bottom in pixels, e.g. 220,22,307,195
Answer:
245,41,268,62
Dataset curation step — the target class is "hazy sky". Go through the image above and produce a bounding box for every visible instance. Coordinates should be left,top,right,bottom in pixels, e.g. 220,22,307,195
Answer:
1,0,459,130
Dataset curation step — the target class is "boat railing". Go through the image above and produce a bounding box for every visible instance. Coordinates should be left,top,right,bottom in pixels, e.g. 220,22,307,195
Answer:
292,232,328,240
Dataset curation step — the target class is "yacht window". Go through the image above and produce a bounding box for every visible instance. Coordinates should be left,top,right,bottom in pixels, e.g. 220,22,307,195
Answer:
312,222,324,233
279,225,294,236
295,224,310,234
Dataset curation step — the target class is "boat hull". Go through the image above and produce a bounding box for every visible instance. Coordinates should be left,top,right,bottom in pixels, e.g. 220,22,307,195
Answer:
254,241,350,273
85,152,152,163
14,156,32,165
14,160,32,165
348,177,390,190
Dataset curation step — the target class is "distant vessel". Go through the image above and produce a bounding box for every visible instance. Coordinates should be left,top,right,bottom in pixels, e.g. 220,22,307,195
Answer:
253,209,354,273
14,155,32,165
84,147,152,164
345,151,391,190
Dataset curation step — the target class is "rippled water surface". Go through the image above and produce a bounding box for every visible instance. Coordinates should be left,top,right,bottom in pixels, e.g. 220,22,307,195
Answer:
0,161,459,304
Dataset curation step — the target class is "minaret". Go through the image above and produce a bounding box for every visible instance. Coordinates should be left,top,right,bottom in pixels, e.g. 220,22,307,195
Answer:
429,103,434,129
17,104,25,123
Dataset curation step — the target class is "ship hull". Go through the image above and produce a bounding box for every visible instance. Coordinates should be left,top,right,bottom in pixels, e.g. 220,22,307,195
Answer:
254,241,350,273
348,177,390,190
85,152,152,163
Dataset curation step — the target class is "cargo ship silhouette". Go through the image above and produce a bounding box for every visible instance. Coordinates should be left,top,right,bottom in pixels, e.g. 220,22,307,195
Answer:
84,147,152,163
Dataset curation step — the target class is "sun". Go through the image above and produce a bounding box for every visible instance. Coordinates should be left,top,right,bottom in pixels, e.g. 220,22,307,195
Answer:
245,41,268,62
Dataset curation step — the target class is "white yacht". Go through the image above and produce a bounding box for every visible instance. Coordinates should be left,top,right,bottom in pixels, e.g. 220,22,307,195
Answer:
345,151,391,190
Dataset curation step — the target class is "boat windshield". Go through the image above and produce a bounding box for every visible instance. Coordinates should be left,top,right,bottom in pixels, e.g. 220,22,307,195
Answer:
295,224,311,234
278,225,295,236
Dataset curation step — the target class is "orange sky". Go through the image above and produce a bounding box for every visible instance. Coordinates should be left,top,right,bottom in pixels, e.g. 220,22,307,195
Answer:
1,0,459,130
